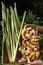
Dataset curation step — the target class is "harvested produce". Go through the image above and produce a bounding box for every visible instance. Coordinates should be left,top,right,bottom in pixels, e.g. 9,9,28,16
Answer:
1,2,26,63
18,25,41,62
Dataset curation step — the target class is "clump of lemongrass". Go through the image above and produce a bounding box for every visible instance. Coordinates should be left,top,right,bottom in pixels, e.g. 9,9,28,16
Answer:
1,2,26,63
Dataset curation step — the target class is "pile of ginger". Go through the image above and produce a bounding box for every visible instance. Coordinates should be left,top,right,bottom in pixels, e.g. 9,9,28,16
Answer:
18,25,41,62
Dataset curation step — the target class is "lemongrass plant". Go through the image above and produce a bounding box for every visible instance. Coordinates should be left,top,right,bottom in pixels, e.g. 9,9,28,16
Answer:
1,2,26,63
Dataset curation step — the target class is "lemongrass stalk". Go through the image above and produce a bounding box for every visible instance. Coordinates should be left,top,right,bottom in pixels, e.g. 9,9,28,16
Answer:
1,2,6,22
1,2,5,44
13,13,20,46
10,7,16,59
13,10,20,45
10,7,17,60
14,3,20,45
6,8,12,60
13,7,19,36
10,7,17,41
7,8,13,56
14,3,20,34
14,3,17,19
12,6,20,54
2,19,11,62
14,3,20,30
1,4,7,63
1,2,26,63
1,2,12,62
4,20,12,62
13,12,19,36
4,22,12,62
5,31,12,63
7,8,15,61
10,9,18,61
10,6,19,45
14,11,26,61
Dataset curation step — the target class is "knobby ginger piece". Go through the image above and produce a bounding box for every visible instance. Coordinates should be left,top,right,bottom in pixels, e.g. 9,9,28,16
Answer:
18,26,41,62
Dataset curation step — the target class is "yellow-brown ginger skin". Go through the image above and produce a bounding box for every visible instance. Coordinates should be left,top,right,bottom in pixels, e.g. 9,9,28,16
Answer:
18,25,41,62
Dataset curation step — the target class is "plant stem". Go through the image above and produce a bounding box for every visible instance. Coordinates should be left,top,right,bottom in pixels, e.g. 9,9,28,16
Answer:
14,11,26,61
